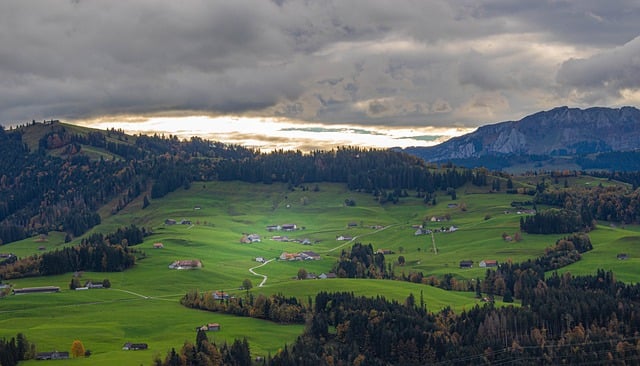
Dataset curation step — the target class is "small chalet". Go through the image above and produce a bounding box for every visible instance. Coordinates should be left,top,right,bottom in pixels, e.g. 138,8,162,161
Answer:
180,219,192,225
255,257,266,263
85,281,104,289
122,342,148,351
280,252,297,261
617,253,629,260
376,249,394,255
300,251,321,260
36,351,69,360
459,260,473,269
479,260,498,268
197,323,220,332
213,291,230,300
318,272,337,279
281,224,297,231
241,234,261,243
414,228,432,236
347,222,358,228
168,260,202,270
165,219,177,225
337,235,353,241
153,242,164,249
13,286,60,295
266,225,280,231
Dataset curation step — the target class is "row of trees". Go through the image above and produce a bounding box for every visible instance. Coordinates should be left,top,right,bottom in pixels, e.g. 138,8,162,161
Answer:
180,290,308,324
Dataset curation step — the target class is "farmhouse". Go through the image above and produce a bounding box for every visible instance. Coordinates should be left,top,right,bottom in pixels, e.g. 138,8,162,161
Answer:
279,251,321,261
459,260,474,269
255,257,266,263
165,219,177,225
85,281,104,289
122,342,148,351
153,242,164,249
376,249,394,255
13,286,60,295
197,323,220,332
414,228,432,236
213,291,230,300
266,225,280,231
300,251,321,260
479,260,498,268
240,234,261,243
180,219,192,225
347,222,358,228
337,235,353,241
318,272,337,279
617,253,629,260
36,351,69,360
281,223,297,231
168,260,202,269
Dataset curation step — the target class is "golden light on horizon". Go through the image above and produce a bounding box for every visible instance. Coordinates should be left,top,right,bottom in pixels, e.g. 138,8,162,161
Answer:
73,115,473,152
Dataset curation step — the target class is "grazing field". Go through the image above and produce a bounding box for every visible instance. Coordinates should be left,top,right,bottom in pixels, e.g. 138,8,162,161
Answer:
1,179,639,364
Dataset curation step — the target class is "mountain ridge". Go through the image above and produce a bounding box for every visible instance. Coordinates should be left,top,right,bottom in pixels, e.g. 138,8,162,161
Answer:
402,106,640,169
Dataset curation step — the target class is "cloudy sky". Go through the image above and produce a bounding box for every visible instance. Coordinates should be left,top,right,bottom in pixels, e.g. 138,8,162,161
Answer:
1,1,639,150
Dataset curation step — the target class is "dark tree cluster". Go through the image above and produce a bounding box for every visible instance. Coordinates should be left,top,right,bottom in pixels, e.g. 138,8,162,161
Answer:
519,208,587,234
154,330,250,366
333,242,387,279
181,290,308,324
38,241,135,275
0,333,34,366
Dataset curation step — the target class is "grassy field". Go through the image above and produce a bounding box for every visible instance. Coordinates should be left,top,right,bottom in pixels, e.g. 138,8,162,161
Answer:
2,178,639,364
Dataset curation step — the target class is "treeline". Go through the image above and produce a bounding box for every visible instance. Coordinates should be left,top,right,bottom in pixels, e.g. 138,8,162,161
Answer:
535,184,640,224
180,290,307,324
216,147,477,193
0,333,35,366
519,208,589,234
0,225,144,279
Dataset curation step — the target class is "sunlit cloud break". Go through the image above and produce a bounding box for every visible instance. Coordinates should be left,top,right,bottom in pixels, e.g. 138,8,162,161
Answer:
74,116,473,152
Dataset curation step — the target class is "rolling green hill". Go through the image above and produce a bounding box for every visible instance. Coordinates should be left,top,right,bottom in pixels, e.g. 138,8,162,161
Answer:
2,178,639,364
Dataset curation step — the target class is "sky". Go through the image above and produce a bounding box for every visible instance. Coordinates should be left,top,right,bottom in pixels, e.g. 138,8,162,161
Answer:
1,1,639,151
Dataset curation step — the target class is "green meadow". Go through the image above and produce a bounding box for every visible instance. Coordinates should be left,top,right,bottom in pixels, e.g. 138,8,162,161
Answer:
1,179,639,364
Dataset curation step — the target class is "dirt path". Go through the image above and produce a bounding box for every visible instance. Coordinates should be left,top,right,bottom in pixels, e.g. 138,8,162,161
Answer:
249,258,275,287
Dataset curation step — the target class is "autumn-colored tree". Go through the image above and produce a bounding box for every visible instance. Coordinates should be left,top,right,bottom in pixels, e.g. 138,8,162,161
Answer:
71,340,85,358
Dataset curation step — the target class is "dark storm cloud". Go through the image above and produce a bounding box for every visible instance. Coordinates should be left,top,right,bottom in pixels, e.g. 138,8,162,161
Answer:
0,1,639,127
557,36,640,95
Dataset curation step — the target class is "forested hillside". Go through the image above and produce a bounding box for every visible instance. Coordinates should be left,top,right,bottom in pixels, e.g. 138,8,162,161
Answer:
0,121,478,246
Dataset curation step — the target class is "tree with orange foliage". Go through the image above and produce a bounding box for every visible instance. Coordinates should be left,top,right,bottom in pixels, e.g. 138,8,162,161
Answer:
70,340,85,358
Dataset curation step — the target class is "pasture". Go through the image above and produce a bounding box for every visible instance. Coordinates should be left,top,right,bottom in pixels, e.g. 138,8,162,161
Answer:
2,179,639,364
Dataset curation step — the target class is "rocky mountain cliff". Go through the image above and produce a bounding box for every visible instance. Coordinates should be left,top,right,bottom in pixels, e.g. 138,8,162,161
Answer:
404,106,640,163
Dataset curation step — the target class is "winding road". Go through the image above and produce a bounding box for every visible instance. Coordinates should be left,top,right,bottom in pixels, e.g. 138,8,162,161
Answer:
248,258,275,287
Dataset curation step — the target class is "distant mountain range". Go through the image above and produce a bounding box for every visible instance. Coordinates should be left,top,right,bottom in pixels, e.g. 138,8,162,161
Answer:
401,106,640,171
